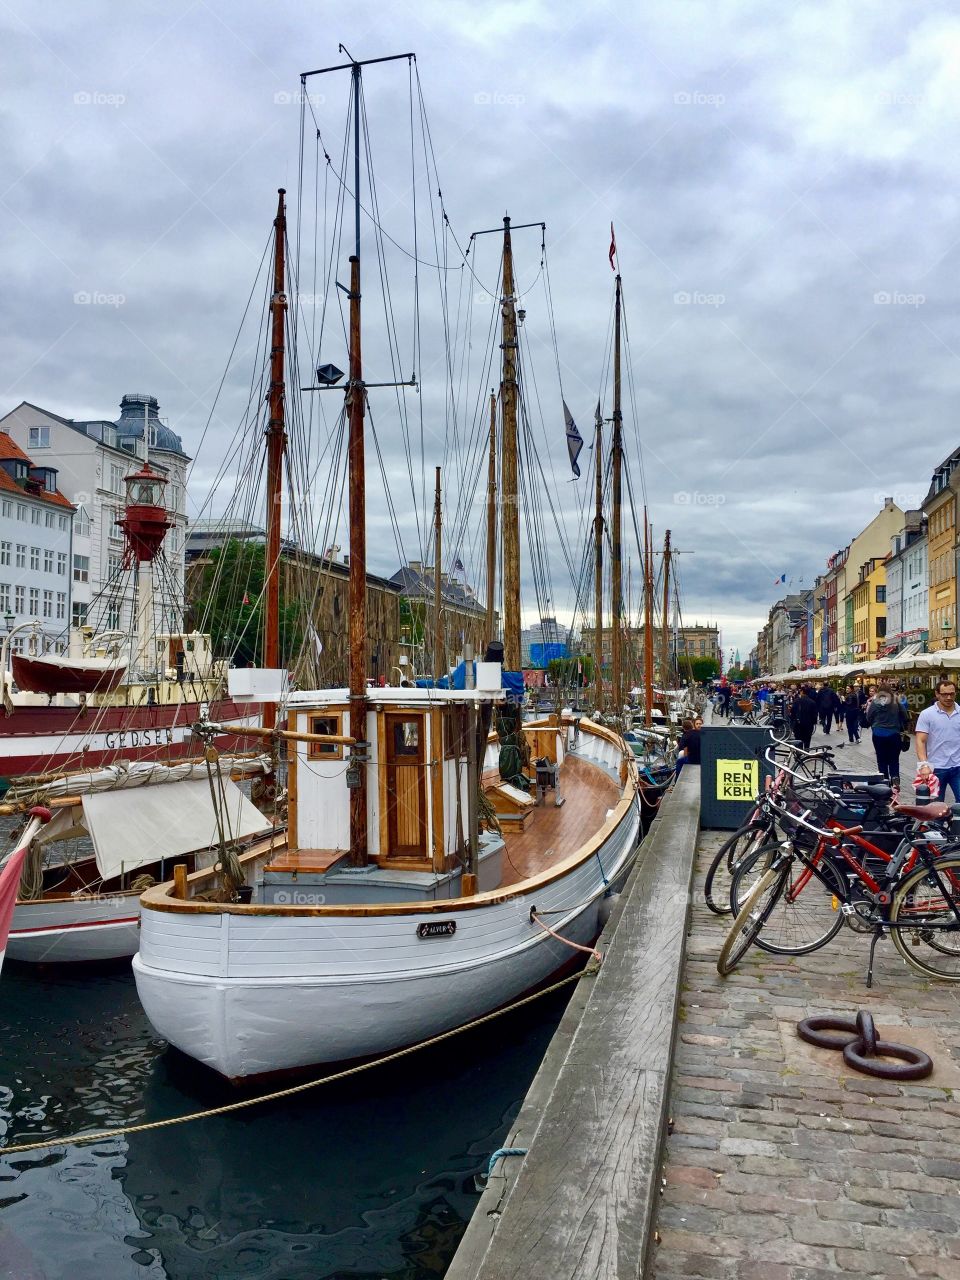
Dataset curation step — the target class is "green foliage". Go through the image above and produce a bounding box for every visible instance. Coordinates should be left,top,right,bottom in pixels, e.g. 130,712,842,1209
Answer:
547,654,594,686
199,540,300,666
688,657,719,682
726,665,751,682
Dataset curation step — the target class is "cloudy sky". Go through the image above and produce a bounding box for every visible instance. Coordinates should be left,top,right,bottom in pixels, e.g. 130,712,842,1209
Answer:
2,0,957,664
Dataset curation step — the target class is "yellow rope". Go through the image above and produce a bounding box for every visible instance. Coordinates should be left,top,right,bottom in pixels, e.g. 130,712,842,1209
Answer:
1,964,599,1156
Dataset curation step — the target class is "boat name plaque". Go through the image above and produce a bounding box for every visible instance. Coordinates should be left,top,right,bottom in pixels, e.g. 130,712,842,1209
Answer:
417,920,457,939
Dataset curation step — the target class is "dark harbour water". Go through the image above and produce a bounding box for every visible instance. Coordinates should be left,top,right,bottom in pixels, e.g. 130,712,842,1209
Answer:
0,963,573,1279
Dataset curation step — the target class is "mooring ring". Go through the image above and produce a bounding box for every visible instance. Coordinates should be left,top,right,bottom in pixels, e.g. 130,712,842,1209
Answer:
796,1014,859,1050
842,1038,933,1081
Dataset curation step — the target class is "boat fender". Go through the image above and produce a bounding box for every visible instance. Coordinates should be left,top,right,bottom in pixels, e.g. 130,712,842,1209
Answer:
597,892,620,930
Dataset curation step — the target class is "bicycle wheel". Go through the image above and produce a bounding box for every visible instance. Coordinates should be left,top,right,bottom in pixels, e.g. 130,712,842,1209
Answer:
730,842,845,955
717,863,788,976
703,821,771,915
890,855,960,981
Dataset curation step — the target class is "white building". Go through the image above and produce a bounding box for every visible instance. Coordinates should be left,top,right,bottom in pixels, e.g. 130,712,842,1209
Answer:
0,395,189,637
885,515,928,653
0,433,73,650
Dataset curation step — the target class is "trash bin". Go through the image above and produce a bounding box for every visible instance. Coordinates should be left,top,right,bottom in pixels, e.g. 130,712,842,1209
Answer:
700,724,777,830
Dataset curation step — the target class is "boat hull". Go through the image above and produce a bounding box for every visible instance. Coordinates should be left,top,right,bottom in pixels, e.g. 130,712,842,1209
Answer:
7,887,141,963
133,789,640,1078
0,698,259,780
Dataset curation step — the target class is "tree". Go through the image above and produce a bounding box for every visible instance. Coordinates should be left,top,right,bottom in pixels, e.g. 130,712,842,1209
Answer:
689,656,719,682
197,540,300,666
726,665,751,682
547,654,594,687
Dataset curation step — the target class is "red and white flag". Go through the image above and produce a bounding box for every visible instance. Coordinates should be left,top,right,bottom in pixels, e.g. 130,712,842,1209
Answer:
0,844,28,975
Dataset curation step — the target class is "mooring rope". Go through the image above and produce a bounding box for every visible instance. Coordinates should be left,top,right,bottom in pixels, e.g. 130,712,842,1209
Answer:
1,964,600,1156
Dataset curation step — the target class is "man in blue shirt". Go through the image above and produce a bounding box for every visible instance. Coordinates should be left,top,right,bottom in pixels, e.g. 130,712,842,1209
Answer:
916,678,960,801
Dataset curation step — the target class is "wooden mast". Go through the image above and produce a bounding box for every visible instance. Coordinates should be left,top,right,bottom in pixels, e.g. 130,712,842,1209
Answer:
500,217,521,671
263,188,287,733
485,391,497,643
593,405,604,711
661,529,672,690
611,274,623,715
347,60,368,867
643,509,654,727
433,466,443,679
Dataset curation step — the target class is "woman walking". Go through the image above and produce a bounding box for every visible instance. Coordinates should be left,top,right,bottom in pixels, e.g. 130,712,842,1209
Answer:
866,683,908,786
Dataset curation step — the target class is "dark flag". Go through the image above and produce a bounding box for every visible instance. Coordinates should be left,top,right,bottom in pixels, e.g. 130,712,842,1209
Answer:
609,222,617,271
563,400,583,478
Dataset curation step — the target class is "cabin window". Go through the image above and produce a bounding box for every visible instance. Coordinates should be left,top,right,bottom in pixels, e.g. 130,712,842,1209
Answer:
307,713,343,760
393,720,420,755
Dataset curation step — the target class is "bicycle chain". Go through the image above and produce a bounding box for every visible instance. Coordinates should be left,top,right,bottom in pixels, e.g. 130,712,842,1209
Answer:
796,1011,933,1081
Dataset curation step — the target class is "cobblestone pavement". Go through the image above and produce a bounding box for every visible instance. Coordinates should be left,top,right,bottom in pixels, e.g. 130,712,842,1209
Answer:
650,740,960,1280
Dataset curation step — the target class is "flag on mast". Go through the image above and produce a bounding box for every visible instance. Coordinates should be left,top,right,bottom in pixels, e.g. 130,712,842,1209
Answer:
563,401,583,478
609,222,617,271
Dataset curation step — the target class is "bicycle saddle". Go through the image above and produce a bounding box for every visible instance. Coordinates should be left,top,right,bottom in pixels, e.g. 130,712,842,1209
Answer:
848,783,893,801
895,802,951,821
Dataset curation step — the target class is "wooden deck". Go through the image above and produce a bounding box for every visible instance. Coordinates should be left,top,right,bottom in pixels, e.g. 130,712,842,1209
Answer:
263,848,347,874
497,753,620,887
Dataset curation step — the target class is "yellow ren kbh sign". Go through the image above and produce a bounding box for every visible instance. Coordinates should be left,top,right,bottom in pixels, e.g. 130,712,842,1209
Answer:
716,758,758,801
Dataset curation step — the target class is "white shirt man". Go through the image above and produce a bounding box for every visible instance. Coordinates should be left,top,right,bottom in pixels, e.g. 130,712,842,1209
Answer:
916,679,960,802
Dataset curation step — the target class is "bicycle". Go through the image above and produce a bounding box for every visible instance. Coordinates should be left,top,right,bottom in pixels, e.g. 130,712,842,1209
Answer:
718,796,960,984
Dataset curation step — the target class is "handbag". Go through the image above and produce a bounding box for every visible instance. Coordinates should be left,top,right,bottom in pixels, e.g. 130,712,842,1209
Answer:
900,732,910,752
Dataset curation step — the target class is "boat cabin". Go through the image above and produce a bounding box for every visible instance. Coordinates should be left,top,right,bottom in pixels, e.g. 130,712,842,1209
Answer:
273,685,507,904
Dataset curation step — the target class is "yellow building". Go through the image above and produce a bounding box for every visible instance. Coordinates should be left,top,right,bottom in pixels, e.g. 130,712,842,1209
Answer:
923,450,960,652
835,498,904,661
851,558,887,661
812,604,824,664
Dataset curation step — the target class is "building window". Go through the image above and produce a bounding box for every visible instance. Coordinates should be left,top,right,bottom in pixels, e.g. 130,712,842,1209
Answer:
28,587,39,614
30,508,41,526
42,590,52,618
307,713,343,760
107,553,122,579
45,511,55,529
59,515,68,532
1,501,9,519
28,426,50,449
109,463,125,493
72,601,88,627
0,584,9,612
16,504,25,521
29,547,39,572
0,543,9,567
14,585,24,612
75,510,91,537
57,552,66,575
44,550,53,574
107,605,121,630
15,545,26,569
73,554,89,583
56,592,65,620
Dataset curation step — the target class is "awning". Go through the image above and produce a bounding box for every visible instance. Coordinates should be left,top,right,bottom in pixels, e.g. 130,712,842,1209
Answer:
81,777,271,881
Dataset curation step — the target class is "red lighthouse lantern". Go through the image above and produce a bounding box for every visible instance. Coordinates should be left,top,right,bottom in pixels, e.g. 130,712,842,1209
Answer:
117,464,172,566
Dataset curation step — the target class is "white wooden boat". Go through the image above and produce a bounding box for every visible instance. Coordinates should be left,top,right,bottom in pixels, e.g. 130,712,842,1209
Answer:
133,687,640,1079
4,758,273,963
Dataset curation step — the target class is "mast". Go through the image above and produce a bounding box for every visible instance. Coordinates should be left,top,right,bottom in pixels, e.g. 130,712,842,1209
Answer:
433,466,443,679
347,59,368,867
263,188,287,733
611,274,623,715
593,407,604,711
661,529,672,690
644,509,654,727
485,391,497,643
500,217,521,671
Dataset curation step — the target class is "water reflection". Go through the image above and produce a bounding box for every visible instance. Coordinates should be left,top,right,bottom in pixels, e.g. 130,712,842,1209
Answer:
1,963,569,1279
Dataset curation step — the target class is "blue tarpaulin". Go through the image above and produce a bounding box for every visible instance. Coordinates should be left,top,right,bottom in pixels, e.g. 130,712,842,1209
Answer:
414,662,523,702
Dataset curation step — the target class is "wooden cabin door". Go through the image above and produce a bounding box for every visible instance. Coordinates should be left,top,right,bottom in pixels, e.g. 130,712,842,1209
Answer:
385,714,428,857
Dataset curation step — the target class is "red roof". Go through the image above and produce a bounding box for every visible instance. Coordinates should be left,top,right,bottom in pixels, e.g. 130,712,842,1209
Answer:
0,431,75,510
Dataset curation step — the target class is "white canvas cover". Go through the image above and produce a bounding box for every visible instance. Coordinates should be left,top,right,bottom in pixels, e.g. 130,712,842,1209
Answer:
82,777,271,881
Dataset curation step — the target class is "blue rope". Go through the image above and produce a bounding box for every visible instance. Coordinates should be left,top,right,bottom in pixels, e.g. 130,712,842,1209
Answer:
596,847,609,887
486,1147,528,1178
